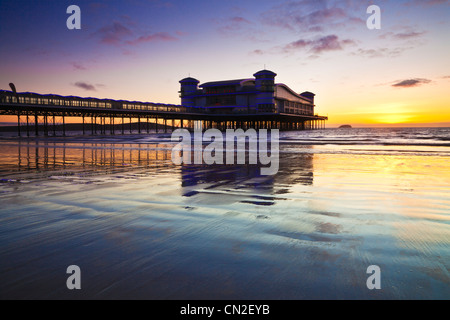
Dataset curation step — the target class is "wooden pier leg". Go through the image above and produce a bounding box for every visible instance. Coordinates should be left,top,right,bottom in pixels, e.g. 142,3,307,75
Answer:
44,114,48,136
26,113,29,137
17,114,21,137
35,114,38,136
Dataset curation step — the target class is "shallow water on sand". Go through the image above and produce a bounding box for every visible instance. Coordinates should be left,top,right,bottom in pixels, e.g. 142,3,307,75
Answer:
0,130,449,299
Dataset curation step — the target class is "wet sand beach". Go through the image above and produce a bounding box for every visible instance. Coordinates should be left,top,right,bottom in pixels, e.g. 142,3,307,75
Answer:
0,128,449,299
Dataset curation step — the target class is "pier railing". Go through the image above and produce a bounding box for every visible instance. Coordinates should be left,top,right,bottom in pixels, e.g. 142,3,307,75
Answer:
0,90,197,114
0,89,328,136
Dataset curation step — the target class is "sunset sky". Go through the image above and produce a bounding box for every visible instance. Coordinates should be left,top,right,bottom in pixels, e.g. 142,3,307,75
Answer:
0,0,449,127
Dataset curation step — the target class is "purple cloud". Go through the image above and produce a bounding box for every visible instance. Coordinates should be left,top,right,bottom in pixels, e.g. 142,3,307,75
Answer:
405,0,449,6
71,62,86,71
176,30,188,36
392,78,431,88
379,31,425,40
94,22,133,45
250,49,264,55
284,35,355,54
230,16,251,24
394,31,425,39
217,16,253,35
261,1,363,34
352,46,413,58
126,32,178,45
73,82,97,91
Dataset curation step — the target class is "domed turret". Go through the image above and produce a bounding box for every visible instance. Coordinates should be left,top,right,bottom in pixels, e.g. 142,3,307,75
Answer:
179,77,199,107
253,70,277,112
253,70,277,92
300,91,315,104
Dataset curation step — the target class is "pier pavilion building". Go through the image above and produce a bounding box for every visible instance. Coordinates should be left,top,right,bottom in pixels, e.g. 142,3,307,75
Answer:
179,69,317,116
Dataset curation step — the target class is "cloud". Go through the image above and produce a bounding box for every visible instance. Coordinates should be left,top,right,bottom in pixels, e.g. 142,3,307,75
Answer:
393,31,426,40
261,1,364,34
94,21,133,45
217,16,253,35
352,46,413,58
405,0,450,7
230,16,251,24
176,30,188,37
71,62,86,71
250,49,264,55
379,31,426,40
73,82,97,91
391,78,431,88
284,34,355,54
93,19,179,47
126,32,178,45
88,2,108,11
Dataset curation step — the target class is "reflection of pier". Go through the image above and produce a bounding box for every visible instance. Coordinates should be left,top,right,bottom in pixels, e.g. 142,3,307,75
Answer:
7,141,173,173
180,148,315,205
0,89,327,137
1,142,315,198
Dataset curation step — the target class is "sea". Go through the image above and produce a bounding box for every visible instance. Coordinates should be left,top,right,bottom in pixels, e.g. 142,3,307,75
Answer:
0,127,449,299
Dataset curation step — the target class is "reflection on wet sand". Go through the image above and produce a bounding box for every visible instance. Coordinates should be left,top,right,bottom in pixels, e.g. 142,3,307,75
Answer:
1,141,316,209
180,151,314,206
10,141,173,170
0,140,315,187
0,139,449,299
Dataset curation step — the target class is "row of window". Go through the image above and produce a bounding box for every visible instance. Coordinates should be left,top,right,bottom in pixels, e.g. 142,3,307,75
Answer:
124,103,181,112
1,95,114,109
257,104,276,113
204,86,236,95
0,93,186,113
284,100,312,110
282,101,313,115
206,95,237,106
285,109,314,115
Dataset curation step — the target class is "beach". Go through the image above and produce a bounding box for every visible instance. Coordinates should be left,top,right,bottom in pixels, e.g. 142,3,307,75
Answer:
0,127,449,299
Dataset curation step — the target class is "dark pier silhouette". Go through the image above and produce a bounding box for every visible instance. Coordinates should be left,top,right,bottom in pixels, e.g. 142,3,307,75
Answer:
0,89,327,137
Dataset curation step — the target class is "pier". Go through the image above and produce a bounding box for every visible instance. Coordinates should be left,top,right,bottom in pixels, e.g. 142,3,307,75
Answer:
0,89,327,137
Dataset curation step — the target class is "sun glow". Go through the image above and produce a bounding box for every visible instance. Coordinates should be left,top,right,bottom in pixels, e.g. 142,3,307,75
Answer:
373,114,414,124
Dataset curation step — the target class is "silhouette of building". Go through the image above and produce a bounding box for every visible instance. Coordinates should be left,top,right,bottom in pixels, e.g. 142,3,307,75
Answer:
179,70,316,115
